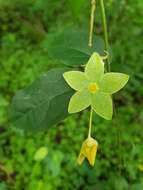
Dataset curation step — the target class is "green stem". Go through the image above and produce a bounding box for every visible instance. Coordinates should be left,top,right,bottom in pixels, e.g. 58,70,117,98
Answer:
100,0,123,175
88,0,96,47
99,0,110,72
87,0,95,138
88,108,93,138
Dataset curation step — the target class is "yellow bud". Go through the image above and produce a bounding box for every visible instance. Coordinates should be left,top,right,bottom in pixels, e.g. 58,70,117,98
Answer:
77,137,98,166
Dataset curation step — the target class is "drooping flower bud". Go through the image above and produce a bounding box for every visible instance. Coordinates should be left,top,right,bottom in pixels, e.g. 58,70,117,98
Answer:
77,137,98,166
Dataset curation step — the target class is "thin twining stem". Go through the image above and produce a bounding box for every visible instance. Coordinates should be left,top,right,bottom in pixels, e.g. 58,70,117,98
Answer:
99,0,110,72
88,0,96,47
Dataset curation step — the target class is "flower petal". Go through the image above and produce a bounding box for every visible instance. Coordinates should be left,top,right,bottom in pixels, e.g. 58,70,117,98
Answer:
89,144,98,166
100,72,129,94
85,52,104,83
68,90,90,113
77,152,85,165
63,71,88,91
91,92,113,120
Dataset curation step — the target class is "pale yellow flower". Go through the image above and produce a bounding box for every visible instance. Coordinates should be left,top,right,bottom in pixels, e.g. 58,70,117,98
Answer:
77,137,98,166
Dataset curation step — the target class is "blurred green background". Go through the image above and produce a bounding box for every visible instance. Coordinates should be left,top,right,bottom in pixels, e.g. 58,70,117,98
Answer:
0,0,143,189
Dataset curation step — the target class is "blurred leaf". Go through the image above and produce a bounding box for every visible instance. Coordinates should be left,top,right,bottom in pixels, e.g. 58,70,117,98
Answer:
0,182,7,190
131,183,143,190
0,95,9,123
42,28,104,66
34,147,48,161
10,68,74,131
68,0,86,17
114,176,128,190
45,150,64,177
0,0,34,7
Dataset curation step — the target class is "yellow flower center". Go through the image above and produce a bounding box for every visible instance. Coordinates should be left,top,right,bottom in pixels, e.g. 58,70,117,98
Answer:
88,83,98,93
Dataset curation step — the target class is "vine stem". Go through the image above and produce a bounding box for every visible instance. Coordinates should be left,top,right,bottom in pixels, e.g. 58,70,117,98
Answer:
99,0,122,175
88,0,96,47
99,0,110,72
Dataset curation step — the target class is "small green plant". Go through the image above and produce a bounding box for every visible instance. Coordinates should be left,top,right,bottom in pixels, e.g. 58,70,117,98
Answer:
10,0,129,167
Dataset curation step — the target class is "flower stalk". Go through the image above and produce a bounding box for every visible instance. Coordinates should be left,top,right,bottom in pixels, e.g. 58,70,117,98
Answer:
87,0,96,142
88,108,93,138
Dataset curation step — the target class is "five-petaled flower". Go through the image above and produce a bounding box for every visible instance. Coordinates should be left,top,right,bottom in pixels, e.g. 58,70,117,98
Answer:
63,52,129,120
77,137,98,166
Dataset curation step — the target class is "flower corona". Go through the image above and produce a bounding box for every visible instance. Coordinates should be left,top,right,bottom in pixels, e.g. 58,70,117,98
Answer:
88,83,99,93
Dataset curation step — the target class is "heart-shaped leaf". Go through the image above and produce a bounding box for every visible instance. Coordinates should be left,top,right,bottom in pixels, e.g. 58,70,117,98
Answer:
42,28,104,66
69,0,86,17
10,68,74,132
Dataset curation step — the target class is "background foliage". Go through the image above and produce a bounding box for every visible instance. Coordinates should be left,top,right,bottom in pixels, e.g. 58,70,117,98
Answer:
0,0,143,189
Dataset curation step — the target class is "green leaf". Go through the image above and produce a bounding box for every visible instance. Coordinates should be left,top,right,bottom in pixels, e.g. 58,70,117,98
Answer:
114,176,129,190
0,182,7,190
34,147,48,161
69,0,86,17
45,150,63,177
131,184,143,190
100,72,129,94
63,71,88,91
68,90,90,113
43,28,104,66
10,68,74,131
91,92,113,120
85,52,104,83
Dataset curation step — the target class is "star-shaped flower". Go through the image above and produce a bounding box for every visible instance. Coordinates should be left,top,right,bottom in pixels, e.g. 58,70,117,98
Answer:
63,52,129,120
